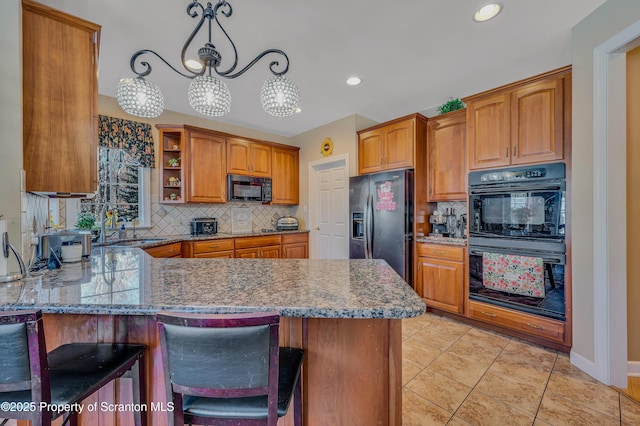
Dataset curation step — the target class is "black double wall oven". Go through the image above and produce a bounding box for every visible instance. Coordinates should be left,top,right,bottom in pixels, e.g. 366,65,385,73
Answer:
468,163,566,321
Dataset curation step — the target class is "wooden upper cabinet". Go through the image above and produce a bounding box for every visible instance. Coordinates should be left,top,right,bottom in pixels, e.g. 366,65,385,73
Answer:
465,66,570,171
187,130,227,203
466,93,510,170
357,128,385,174
427,109,467,201
271,146,300,205
384,119,415,170
511,77,564,165
227,139,272,177
22,1,100,194
357,114,424,175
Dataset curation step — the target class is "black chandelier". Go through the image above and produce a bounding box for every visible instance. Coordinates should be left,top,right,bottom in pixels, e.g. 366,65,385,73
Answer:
116,0,301,118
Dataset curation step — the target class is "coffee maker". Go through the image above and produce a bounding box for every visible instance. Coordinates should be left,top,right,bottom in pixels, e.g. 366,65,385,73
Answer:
429,208,459,237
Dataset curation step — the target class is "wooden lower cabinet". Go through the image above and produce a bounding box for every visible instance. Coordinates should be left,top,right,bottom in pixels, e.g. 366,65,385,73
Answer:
143,242,182,258
190,239,234,258
468,300,565,344
180,233,309,259
234,235,282,258
415,243,465,314
282,233,309,259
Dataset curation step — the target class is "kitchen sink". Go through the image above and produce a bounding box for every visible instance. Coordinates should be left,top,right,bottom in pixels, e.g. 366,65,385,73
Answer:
106,238,166,247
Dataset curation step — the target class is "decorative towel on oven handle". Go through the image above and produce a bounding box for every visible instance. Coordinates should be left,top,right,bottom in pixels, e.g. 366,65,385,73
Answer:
482,252,545,298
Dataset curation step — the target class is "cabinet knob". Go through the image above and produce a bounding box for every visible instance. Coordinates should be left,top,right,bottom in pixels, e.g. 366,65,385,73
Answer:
526,323,544,330
505,147,509,158
481,311,497,317
513,145,517,157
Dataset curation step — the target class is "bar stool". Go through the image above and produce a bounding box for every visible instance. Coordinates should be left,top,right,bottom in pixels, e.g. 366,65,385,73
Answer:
0,310,147,426
156,311,304,426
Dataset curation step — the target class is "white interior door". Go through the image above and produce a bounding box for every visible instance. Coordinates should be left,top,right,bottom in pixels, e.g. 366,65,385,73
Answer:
310,155,348,259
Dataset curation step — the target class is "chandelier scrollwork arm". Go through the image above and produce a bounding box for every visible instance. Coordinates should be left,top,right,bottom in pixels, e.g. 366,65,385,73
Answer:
218,49,290,78
129,49,201,79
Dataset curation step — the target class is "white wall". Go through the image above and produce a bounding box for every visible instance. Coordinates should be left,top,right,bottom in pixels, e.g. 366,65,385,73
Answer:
571,0,640,372
0,0,24,271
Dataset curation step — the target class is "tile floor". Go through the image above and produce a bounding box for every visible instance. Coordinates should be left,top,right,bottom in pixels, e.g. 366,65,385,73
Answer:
402,312,640,425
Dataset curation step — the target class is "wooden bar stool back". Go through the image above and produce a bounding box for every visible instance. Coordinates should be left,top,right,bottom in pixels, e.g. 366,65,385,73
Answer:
0,310,147,426
156,311,303,426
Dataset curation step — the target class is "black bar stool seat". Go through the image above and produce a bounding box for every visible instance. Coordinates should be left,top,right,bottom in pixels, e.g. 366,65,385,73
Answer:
48,343,146,410
0,311,147,426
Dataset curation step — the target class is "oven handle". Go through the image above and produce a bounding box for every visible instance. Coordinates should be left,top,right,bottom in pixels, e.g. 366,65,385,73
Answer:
469,247,565,265
469,181,565,194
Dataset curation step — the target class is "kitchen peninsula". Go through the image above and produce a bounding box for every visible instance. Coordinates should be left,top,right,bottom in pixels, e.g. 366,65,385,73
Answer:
0,246,425,426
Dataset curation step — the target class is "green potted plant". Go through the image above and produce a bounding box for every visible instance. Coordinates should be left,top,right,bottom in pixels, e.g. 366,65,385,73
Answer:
436,98,465,115
168,157,180,167
75,212,96,230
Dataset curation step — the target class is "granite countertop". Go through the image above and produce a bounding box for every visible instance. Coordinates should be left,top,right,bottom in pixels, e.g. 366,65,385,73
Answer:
0,245,425,319
416,236,467,246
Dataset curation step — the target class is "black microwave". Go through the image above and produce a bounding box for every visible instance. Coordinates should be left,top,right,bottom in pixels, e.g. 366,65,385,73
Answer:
227,174,272,202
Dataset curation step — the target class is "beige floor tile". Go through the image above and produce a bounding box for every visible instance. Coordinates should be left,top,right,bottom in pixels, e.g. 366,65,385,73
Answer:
552,354,601,385
402,389,452,426
403,357,425,386
446,329,506,365
405,368,471,412
455,389,535,426
537,391,619,426
500,339,557,370
446,416,474,426
621,394,640,425
403,317,429,337
411,323,466,351
474,369,545,415
426,351,490,387
435,317,473,336
489,352,553,389
403,338,443,367
546,371,620,419
533,419,553,425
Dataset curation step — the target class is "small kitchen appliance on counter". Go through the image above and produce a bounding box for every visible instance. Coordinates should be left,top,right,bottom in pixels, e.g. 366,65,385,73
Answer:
38,231,92,261
276,216,299,231
190,217,218,236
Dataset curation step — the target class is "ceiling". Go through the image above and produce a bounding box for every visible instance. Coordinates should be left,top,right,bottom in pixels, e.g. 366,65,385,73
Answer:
39,0,607,137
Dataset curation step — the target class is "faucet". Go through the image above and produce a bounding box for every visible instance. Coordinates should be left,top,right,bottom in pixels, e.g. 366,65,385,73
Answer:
99,203,117,244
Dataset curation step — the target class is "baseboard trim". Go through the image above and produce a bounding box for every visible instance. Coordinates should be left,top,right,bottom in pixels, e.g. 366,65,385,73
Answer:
570,350,601,382
628,361,640,377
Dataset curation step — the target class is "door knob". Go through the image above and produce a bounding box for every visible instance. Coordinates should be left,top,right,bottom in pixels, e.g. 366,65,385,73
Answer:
315,226,320,231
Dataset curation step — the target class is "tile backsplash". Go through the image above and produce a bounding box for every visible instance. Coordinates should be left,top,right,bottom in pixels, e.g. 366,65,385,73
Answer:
143,201,297,236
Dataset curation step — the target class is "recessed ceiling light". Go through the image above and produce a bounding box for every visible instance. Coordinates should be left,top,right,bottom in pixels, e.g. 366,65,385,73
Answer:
473,3,502,22
185,59,203,71
346,76,362,86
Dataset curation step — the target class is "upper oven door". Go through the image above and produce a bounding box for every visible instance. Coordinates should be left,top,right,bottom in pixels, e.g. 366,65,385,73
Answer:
469,181,565,240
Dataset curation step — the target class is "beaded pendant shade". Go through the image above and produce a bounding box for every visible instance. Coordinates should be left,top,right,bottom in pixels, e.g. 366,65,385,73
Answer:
116,0,300,119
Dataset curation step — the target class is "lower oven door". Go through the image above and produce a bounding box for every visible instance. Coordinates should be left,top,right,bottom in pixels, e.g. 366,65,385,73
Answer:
468,241,565,321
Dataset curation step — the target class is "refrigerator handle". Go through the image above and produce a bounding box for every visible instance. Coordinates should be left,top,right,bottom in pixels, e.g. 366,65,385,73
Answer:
363,194,369,259
365,193,373,259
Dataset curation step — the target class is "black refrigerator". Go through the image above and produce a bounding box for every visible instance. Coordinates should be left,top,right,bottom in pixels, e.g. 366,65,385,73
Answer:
349,170,413,284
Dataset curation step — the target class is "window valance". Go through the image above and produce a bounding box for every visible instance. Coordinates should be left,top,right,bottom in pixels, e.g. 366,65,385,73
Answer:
98,115,155,168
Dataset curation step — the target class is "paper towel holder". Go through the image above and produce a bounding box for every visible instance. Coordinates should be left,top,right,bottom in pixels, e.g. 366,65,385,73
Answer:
0,231,27,283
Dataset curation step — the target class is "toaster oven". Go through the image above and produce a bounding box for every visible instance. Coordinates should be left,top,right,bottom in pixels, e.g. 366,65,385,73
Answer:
190,218,218,236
